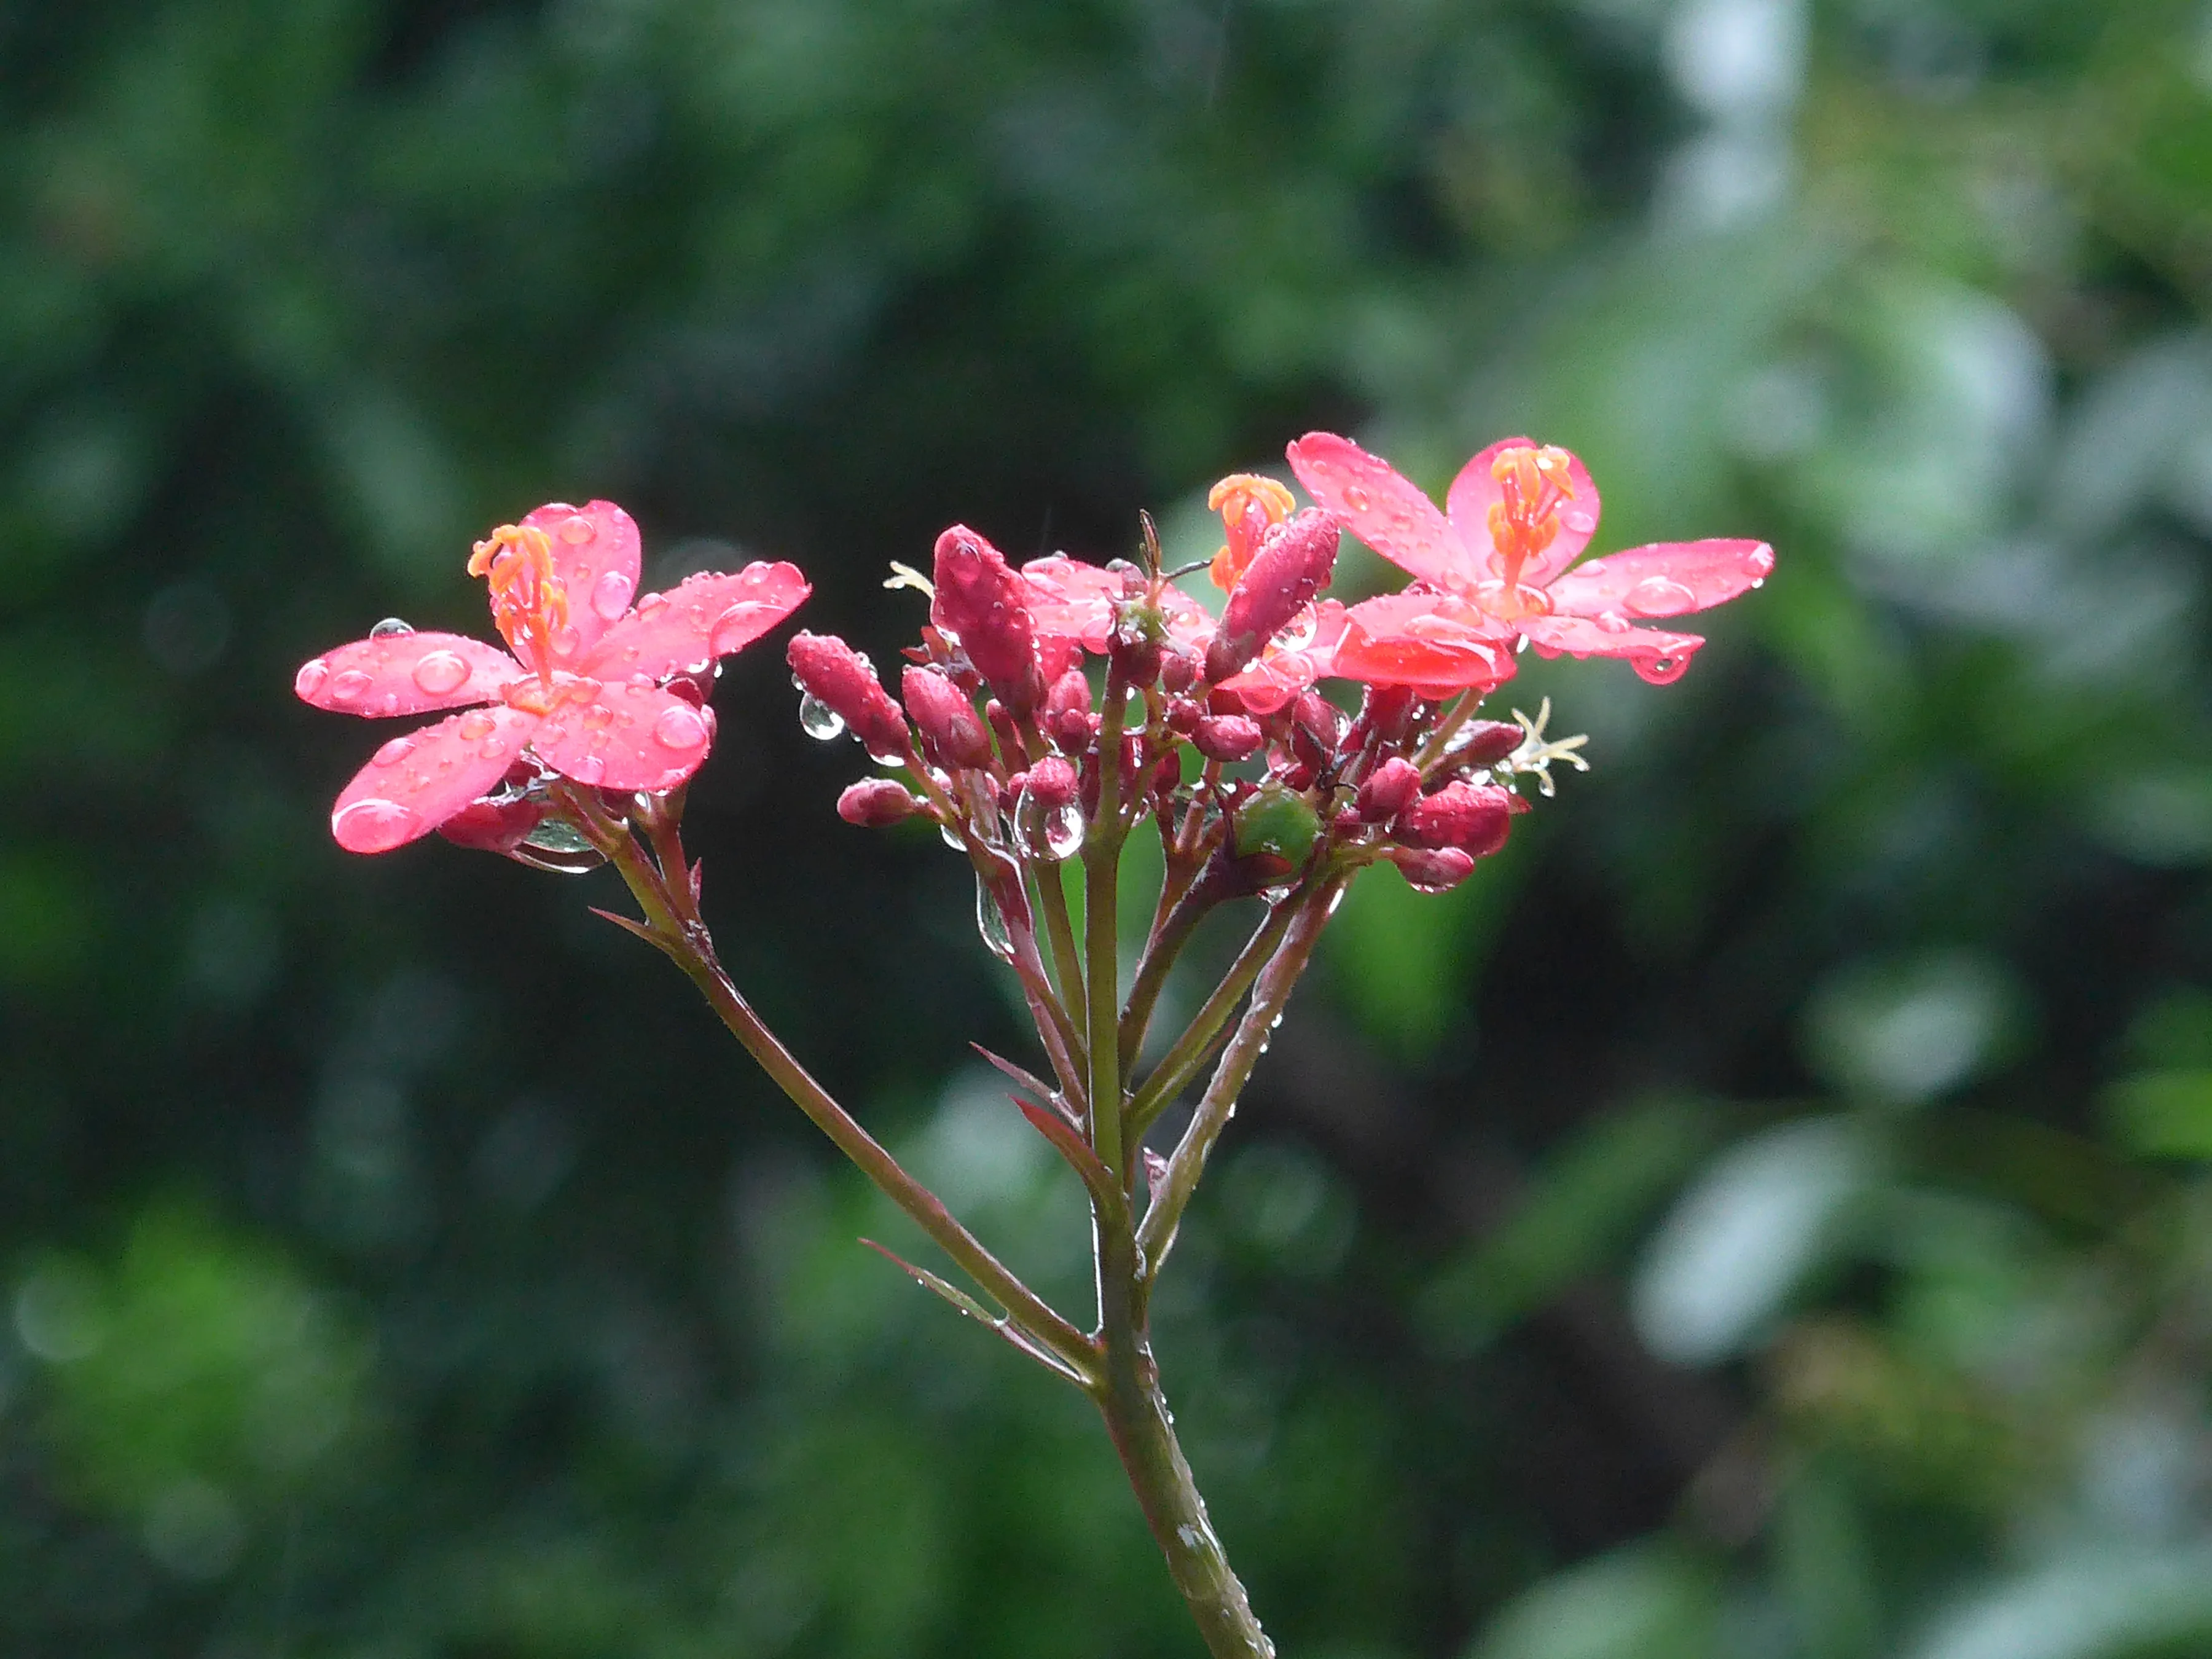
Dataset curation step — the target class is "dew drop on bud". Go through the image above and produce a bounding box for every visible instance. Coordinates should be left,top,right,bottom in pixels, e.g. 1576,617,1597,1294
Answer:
412,650,470,694
796,691,846,741
371,735,416,767
1623,576,1696,617
328,669,373,703
370,618,414,638
1043,802,1084,860
332,797,420,853
975,876,1014,958
590,568,635,621
653,704,709,751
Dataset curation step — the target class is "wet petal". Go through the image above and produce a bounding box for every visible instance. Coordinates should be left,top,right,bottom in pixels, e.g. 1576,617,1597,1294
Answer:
1547,538,1774,618
522,500,643,667
329,705,540,853
1217,600,1349,713
1328,592,1517,691
1523,613,1704,683
530,680,718,792
586,562,810,681
1444,437,1601,587
296,632,520,718
1287,432,1466,586
1021,557,1211,664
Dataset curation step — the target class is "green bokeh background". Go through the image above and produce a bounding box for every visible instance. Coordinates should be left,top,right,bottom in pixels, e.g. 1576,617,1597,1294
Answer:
4,1,2211,1655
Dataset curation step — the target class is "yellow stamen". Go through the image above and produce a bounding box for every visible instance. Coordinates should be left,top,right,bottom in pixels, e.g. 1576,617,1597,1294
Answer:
1484,444,1577,591
469,523,569,681
1206,474,1295,591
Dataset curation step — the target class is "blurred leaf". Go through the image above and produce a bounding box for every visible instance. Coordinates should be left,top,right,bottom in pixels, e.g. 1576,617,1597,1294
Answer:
1469,1545,1719,1659
2101,1071,2212,1162
1904,1547,2212,1659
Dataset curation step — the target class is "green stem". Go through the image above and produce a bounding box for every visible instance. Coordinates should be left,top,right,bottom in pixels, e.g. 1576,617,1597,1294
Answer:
1137,875,1343,1279
1123,887,1309,1141
560,785,1095,1378
1118,872,1222,1077
1035,860,1088,1047
1086,665,1131,1183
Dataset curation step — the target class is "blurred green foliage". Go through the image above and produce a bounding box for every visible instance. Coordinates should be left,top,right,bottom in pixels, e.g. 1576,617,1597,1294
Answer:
1,0,2208,1655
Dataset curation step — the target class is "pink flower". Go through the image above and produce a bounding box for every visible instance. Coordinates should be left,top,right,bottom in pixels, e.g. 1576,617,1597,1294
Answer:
296,500,809,853
1288,433,1773,685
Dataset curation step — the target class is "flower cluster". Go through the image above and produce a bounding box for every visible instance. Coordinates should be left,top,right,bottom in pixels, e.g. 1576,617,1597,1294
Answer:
790,432,1771,903
296,500,809,857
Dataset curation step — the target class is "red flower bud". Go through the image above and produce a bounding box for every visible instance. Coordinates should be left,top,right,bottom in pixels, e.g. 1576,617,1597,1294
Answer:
931,525,1043,711
1043,668,1094,752
1453,720,1523,768
1160,649,1199,694
1192,714,1265,763
837,779,924,826
1164,697,1201,735
788,633,911,762
1401,781,1514,857
1204,509,1339,683
1151,752,1183,800
1385,845,1477,893
1356,756,1421,822
1026,753,1079,809
438,794,547,853
902,665,994,770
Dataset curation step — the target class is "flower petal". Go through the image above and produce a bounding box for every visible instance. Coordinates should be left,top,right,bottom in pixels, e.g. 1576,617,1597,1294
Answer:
530,680,718,791
1444,437,1601,588
1328,592,1517,691
1287,432,1465,586
329,705,540,853
586,562,811,681
522,500,643,667
296,632,521,718
1546,538,1774,619
1021,557,1212,669
1521,613,1704,684
1217,601,1349,714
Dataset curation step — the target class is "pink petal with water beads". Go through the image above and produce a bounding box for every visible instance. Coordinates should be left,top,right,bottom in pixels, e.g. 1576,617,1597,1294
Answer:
588,562,812,681
1217,601,1351,715
295,632,522,718
1328,591,1518,692
528,679,718,792
329,704,541,853
1286,432,1463,587
520,500,643,667
1521,613,1704,684
1443,437,1601,588
1545,538,1775,619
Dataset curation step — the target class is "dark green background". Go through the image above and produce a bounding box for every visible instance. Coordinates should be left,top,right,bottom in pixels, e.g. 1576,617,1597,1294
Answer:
4,1,2211,1655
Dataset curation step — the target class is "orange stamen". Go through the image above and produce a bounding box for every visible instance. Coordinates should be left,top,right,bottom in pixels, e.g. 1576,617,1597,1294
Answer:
1484,444,1576,592
468,523,570,681
1206,474,1295,591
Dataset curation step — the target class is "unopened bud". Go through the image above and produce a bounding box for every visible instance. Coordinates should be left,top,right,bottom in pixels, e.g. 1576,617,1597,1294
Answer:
1204,508,1339,683
1160,649,1199,695
902,666,994,769
788,633,911,762
1151,752,1183,800
837,779,924,827
1451,720,1523,768
1356,757,1422,822
439,794,547,854
1385,845,1477,893
1110,604,1164,687
1232,780,1321,867
931,525,1043,711
1401,781,1513,857
1292,691,1344,750
1193,714,1265,763
1043,668,1094,752
1026,753,1079,810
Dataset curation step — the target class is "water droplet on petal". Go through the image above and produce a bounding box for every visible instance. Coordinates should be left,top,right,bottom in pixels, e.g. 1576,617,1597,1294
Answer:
370,618,414,638
458,710,498,740
294,659,330,698
332,797,420,853
653,705,709,751
371,735,416,767
590,568,635,621
1634,653,1690,686
582,703,614,730
710,602,768,654
565,753,606,785
328,670,373,704
1559,506,1596,535
558,514,596,544
1594,610,1630,634
1341,485,1372,512
412,650,470,694
1623,576,1696,617
551,625,582,657
797,691,846,741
